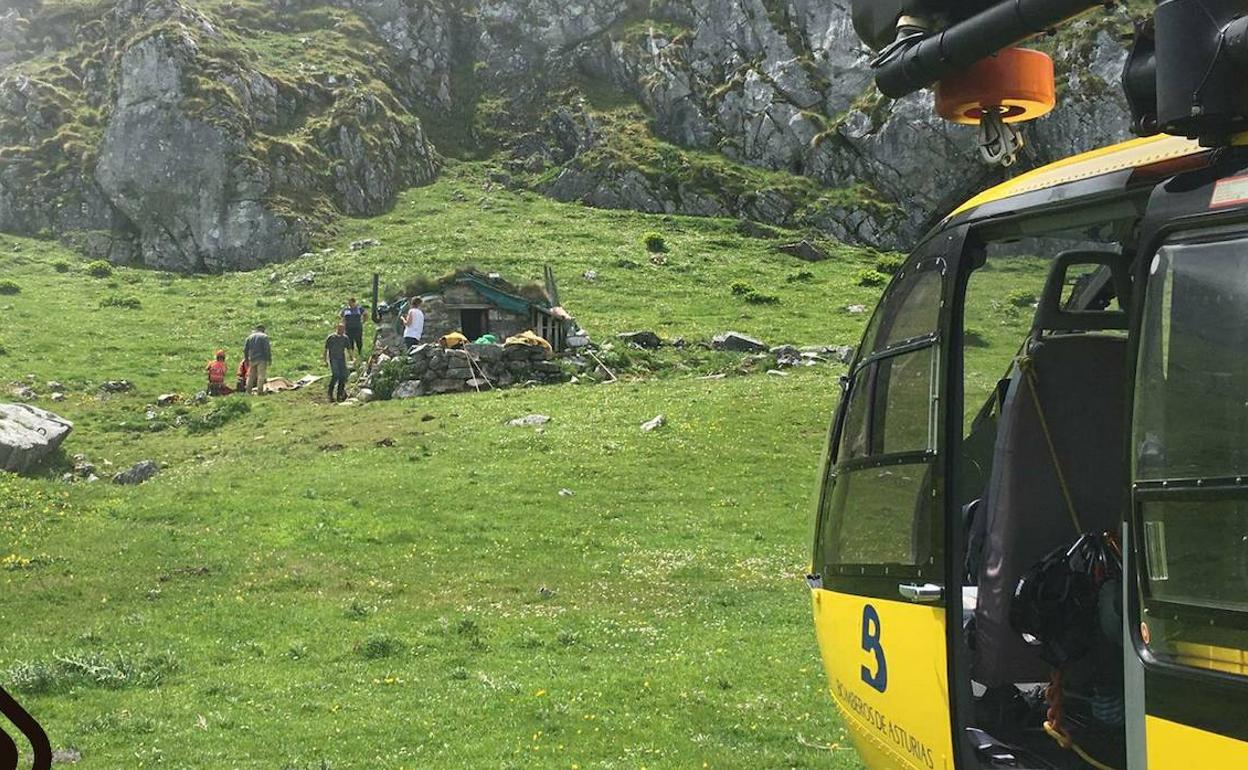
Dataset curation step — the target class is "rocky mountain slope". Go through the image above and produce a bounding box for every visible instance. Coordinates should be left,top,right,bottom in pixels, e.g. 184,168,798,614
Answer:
0,0,1143,272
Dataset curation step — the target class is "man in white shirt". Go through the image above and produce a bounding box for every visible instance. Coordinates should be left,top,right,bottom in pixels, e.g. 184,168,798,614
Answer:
401,297,425,348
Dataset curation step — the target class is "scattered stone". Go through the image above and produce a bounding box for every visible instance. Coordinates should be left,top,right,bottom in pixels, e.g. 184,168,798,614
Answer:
558,488,575,497
393,380,422,399
566,331,590,348
847,304,868,315
100,380,134,393
508,414,551,427
144,408,158,421
777,239,830,262
712,331,768,353
319,443,345,452
736,220,781,239
46,381,63,392
0,403,73,474
697,373,727,380
618,330,662,349
375,437,396,447
157,393,179,407
292,271,316,287
767,369,789,377
771,344,803,368
51,746,81,764
672,336,686,349
268,272,280,283
112,459,158,486
12,386,35,400
582,269,598,282
50,392,65,402
358,388,375,403
538,586,556,599
640,414,666,432
350,238,379,251
71,454,95,478
420,414,436,422
192,391,208,404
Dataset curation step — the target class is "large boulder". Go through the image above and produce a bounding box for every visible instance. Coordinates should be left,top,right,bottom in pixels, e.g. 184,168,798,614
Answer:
0,403,73,474
712,331,768,353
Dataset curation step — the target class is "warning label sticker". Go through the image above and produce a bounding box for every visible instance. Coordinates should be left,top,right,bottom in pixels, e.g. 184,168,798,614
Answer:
1210,175,1248,208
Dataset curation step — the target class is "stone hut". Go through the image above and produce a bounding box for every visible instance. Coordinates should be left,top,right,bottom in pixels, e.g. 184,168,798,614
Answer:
378,269,569,351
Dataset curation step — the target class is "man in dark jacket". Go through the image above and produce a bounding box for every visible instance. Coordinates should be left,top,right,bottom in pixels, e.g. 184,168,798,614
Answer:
243,325,272,395
324,323,354,403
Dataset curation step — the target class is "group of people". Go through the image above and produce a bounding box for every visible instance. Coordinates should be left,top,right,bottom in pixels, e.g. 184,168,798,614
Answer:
204,296,426,404
204,325,273,397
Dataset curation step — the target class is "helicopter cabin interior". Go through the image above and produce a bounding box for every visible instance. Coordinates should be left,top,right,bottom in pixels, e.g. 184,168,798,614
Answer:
955,213,1138,769
942,190,1248,767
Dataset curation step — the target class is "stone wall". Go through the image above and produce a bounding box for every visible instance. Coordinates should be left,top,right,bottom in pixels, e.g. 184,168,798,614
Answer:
369,341,567,398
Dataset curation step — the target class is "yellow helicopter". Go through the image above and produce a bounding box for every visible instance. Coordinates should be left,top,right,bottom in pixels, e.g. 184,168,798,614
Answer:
809,1,1248,768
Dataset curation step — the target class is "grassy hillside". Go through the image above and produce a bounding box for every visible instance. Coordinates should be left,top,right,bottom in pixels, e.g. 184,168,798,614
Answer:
0,164,1045,768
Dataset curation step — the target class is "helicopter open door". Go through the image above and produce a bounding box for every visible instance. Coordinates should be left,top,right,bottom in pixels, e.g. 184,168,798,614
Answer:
811,230,964,770
1128,223,1248,768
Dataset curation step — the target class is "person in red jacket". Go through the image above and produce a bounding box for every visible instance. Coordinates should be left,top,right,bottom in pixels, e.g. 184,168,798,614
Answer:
235,359,249,394
206,350,232,396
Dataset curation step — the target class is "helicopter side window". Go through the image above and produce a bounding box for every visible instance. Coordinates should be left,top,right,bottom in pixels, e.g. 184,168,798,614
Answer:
1134,236,1248,675
817,261,944,572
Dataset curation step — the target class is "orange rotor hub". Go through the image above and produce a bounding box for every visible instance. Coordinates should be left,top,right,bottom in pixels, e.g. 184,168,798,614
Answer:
935,47,1056,125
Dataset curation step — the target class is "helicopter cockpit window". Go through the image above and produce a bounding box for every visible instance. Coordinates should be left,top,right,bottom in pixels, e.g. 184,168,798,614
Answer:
1134,234,1248,675
818,259,943,571
861,263,943,354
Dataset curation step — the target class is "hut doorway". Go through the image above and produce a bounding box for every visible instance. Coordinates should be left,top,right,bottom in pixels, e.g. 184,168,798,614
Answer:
460,308,489,340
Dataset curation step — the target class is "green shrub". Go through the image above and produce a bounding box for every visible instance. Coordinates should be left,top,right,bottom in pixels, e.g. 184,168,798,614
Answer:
1006,288,1037,308
369,357,415,401
0,279,19,295
614,258,641,269
52,260,71,273
0,339,7,356
85,260,113,278
3,649,178,694
874,254,905,275
357,634,404,660
743,290,780,305
643,231,667,253
186,398,251,435
730,280,754,296
855,269,889,287
786,270,815,283
99,294,142,310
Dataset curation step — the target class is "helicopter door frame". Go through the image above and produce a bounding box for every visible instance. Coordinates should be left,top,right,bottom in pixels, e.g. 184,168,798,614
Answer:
1126,185,1248,767
811,224,972,770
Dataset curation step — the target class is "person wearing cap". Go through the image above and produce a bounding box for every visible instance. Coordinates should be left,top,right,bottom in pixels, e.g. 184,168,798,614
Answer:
324,322,354,403
341,297,367,356
206,350,230,396
243,324,272,395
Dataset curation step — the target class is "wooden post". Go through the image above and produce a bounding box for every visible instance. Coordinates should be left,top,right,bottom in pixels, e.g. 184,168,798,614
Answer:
371,273,381,323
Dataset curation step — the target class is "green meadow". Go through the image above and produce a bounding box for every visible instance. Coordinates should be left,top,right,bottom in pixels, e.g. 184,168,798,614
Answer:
0,163,1043,768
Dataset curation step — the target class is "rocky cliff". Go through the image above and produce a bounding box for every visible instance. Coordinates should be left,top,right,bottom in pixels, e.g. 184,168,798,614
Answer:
0,0,1143,271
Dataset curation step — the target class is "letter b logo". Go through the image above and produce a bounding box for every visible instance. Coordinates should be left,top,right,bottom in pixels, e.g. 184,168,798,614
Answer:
860,604,888,693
